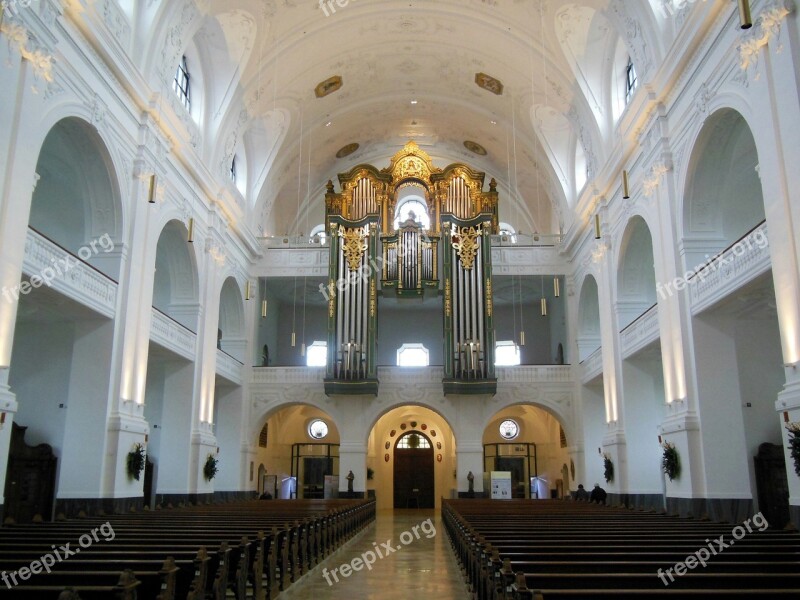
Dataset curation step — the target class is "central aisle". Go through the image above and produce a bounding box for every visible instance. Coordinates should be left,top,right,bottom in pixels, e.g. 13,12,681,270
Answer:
281,509,470,599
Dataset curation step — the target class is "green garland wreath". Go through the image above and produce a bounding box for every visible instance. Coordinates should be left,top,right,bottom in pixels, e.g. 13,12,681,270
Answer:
787,423,800,478
126,443,146,481
204,454,219,481
603,454,614,483
661,441,681,481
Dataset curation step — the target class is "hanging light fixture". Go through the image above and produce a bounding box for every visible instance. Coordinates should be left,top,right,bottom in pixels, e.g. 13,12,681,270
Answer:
540,275,548,317
738,0,752,29
245,280,252,301
187,217,194,243
518,275,526,347
261,279,268,318
147,174,157,204
594,214,601,239
554,276,561,298
622,170,630,199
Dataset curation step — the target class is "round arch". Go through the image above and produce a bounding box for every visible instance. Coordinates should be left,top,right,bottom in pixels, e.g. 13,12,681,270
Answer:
616,215,657,330
680,107,764,272
577,274,601,362
217,276,246,361
152,219,200,331
30,117,124,280
482,403,574,499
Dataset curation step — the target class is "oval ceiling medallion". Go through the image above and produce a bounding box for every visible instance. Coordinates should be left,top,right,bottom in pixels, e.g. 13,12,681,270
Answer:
464,141,487,156
336,143,360,159
315,75,342,98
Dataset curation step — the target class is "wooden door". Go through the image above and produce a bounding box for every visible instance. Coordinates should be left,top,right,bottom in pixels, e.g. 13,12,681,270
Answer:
3,423,57,523
394,434,435,508
754,442,789,529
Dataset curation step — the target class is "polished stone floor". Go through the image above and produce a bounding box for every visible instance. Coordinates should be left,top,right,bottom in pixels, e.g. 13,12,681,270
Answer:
280,509,470,599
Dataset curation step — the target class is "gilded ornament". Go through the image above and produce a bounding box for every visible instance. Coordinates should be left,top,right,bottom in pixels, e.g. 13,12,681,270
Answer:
486,277,493,317
342,227,368,271
452,226,481,270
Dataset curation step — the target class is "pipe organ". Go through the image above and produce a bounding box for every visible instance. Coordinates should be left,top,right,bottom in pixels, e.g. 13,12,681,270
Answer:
442,219,497,394
323,141,498,396
381,221,439,296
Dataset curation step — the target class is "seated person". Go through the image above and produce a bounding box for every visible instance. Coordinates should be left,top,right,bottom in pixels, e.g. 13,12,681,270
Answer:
574,484,589,501
259,492,273,500
589,483,607,505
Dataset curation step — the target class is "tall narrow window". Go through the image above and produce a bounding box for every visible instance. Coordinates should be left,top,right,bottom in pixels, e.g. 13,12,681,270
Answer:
625,57,638,105
173,55,191,111
230,155,238,184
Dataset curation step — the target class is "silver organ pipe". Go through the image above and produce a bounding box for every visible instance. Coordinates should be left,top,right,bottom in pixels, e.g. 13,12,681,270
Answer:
352,178,378,220
335,226,371,379
336,239,345,377
477,242,485,377
450,227,486,379
447,177,473,219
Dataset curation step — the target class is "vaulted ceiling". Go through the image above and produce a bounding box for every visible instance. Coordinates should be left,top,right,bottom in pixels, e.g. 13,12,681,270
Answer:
140,0,668,237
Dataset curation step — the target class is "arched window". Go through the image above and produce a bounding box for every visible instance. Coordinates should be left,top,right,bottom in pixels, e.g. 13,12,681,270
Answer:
396,432,431,449
498,223,517,244
394,198,430,230
397,343,429,367
309,224,327,245
173,55,191,111
230,155,237,184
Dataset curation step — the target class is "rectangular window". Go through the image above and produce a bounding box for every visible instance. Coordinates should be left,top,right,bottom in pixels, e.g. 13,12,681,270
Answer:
173,55,191,111
625,58,638,105
495,341,520,366
307,341,327,367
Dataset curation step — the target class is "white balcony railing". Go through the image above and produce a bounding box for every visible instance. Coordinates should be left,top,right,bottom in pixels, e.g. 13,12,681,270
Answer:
689,222,771,314
251,365,573,385
580,347,603,384
216,349,244,385
620,304,660,360
23,228,117,318
150,308,196,361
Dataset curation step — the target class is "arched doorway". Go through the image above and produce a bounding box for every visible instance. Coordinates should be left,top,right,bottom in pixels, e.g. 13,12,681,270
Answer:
393,432,434,509
366,405,456,511
253,405,340,499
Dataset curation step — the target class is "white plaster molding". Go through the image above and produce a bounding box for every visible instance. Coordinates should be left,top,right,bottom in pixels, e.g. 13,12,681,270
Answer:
620,304,660,360
23,228,118,318
738,0,792,73
688,222,771,315
216,349,243,386
580,347,603,384
150,307,197,361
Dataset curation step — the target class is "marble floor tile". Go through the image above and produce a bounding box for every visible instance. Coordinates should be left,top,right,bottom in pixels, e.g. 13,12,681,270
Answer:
279,509,470,599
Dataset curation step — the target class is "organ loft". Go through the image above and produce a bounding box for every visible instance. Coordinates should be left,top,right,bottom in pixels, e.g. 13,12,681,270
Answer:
322,142,500,396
